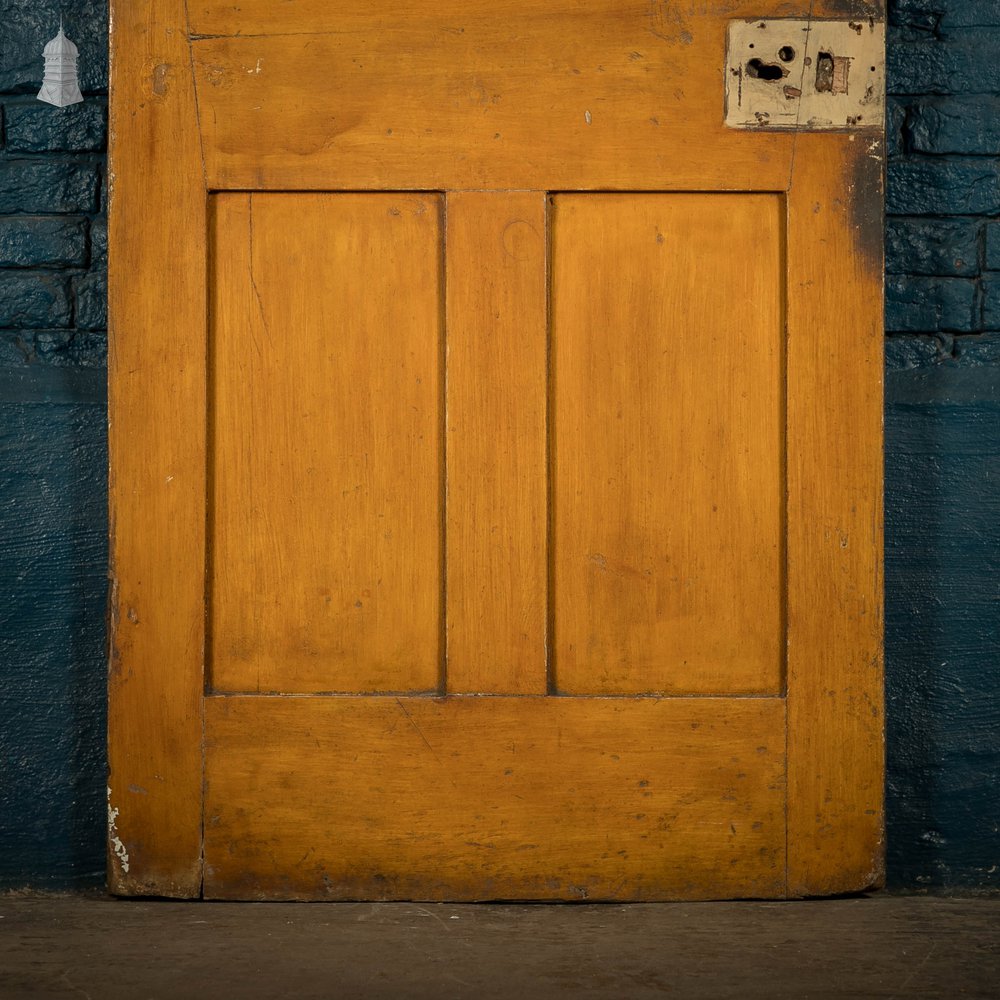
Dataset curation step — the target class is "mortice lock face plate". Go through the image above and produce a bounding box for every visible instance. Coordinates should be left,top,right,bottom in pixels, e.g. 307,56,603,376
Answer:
726,19,885,130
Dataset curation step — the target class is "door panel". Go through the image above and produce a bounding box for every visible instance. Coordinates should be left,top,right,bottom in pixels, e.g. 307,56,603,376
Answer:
551,194,784,695
210,193,444,694
109,0,885,900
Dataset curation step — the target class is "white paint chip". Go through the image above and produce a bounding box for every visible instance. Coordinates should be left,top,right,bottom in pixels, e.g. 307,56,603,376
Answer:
107,786,130,874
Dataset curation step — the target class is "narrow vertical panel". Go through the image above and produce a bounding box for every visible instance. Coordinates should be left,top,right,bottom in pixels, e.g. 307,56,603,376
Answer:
446,192,548,694
107,1,206,895
551,194,784,696
786,136,885,895
210,193,443,694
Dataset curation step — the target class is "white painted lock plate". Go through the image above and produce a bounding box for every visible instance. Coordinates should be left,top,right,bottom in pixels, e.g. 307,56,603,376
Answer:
725,19,885,130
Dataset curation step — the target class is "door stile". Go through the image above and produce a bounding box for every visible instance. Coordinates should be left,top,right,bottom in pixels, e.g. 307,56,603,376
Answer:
785,134,885,895
107,0,208,896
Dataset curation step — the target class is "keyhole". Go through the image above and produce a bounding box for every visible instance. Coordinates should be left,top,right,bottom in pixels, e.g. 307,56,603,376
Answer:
747,58,784,81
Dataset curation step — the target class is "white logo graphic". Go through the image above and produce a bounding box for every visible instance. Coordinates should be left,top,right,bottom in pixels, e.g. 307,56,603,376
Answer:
37,21,84,108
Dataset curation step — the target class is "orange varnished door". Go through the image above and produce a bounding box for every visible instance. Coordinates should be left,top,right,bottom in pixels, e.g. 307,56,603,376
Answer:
108,1,885,900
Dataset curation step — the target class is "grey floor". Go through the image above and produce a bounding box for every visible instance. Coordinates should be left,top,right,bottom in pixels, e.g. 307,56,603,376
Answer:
1,894,998,999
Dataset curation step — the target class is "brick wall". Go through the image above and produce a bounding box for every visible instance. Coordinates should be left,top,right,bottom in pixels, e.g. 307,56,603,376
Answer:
0,0,108,888
0,2,107,368
884,0,1000,891
887,1,1000,339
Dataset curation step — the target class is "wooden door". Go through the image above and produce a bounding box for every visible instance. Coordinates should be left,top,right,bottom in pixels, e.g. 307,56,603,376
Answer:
108,1,885,900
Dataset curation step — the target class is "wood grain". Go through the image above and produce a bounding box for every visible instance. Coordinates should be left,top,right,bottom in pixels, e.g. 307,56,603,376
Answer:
210,193,444,694
785,135,885,895
186,4,810,192
445,192,548,694
107,0,206,896
204,695,787,901
551,194,784,696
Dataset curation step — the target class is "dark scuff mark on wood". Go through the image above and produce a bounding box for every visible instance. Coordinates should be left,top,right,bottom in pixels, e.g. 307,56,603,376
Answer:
819,0,883,16
152,63,171,96
848,138,885,280
107,569,122,679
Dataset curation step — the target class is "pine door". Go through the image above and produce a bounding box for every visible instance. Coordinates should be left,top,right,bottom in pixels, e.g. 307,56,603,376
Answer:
108,0,885,900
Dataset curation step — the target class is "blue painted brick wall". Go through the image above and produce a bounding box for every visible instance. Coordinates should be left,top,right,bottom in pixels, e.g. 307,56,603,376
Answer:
1,1,998,892
0,0,108,889
886,0,1000,891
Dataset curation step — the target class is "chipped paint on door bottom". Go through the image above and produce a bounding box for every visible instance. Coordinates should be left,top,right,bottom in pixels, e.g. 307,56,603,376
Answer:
107,787,130,874
726,19,885,130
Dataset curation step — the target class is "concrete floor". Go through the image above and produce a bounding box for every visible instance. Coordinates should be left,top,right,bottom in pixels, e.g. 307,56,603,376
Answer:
1,894,998,999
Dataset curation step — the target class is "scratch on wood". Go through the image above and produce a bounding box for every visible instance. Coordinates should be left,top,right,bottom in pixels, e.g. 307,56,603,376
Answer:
107,571,122,678
395,698,438,757
247,196,270,352
393,699,457,788
183,0,210,185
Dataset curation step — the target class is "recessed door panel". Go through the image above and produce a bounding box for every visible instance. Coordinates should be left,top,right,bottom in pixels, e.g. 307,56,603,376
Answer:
210,193,443,694
552,194,784,695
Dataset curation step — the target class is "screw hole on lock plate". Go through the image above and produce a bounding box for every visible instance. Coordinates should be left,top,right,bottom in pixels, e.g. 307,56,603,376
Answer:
747,58,784,81
778,46,795,62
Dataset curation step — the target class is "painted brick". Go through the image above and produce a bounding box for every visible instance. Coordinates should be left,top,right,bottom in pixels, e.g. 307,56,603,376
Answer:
884,334,944,370
0,390,107,890
57,330,106,367
5,102,107,153
979,275,1000,330
23,330,77,361
0,1,109,93
0,217,87,268
0,329,68,366
885,219,980,277
885,275,979,333
887,98,907,158
887,158,1000,216
985,222,1000,271
0,329,107,369
909,96,1000,154
888,32,1000,95
888,14,937,35
0,273,70,328
89,218,106,267
892,1,1000,30
73,273,106,331
941,2,1000,29
0,161,99,214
